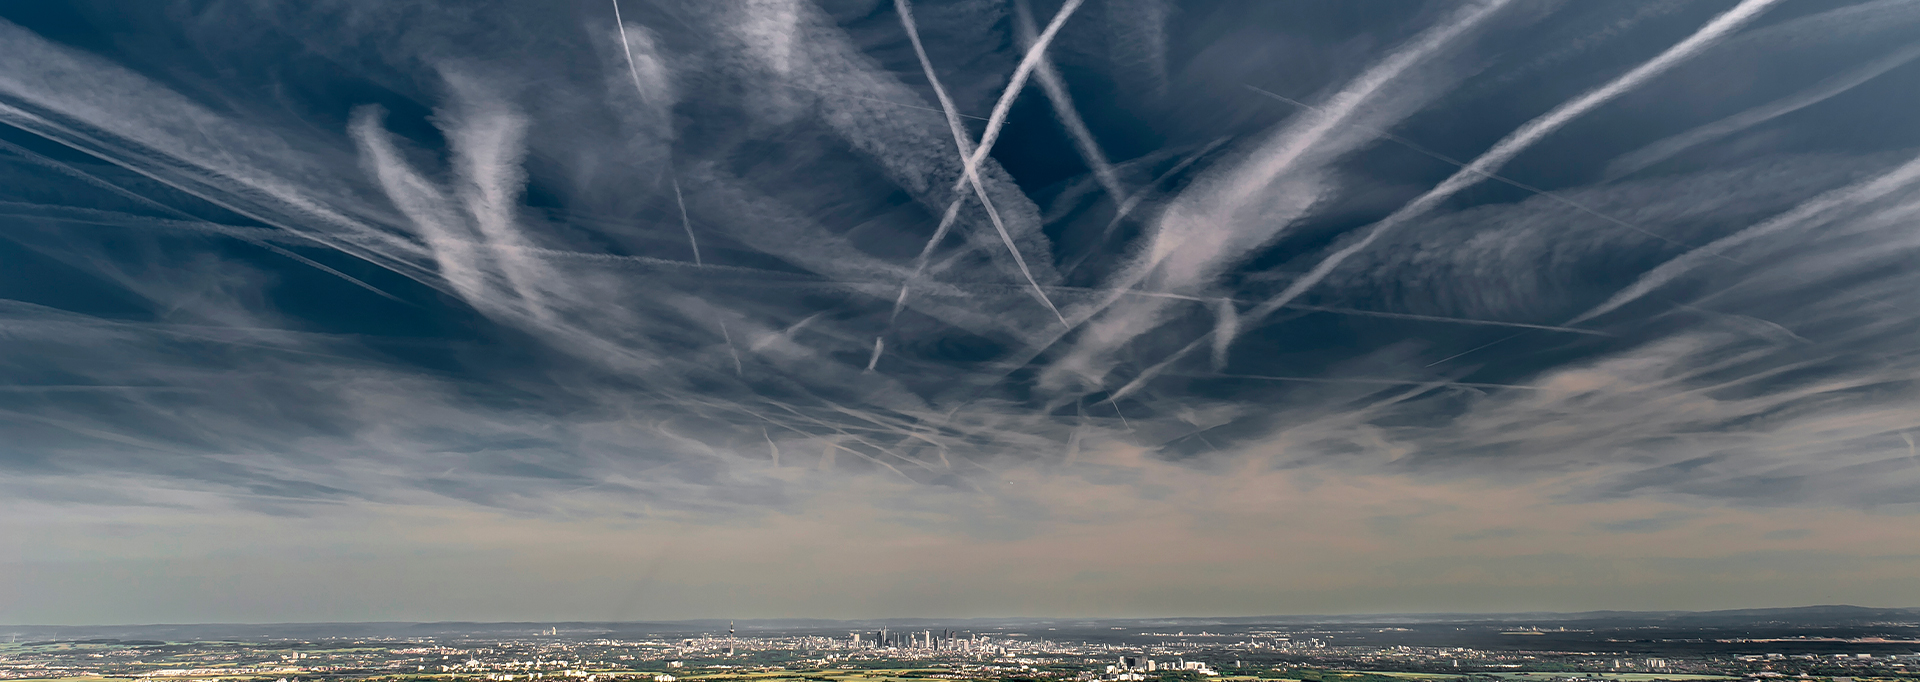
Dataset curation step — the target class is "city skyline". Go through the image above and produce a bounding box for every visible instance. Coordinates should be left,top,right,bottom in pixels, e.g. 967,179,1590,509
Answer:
4,608,1917,682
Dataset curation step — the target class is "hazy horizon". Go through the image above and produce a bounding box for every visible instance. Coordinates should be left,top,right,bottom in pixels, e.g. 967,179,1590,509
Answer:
11,603,1920,630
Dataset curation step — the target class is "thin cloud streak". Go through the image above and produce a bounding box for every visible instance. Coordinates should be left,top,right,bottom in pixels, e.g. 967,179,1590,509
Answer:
901,0,1069,327
1109,0,1784,404
1571,151,1920,325
1045,0,1520,395
1015,0,1127,208
1244,85,1727,258
3,0,1920,622
1605,42,1920,179
1245,0,1788,323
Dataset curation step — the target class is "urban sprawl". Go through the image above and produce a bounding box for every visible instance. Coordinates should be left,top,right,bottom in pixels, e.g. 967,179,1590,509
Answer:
4,625,1918,682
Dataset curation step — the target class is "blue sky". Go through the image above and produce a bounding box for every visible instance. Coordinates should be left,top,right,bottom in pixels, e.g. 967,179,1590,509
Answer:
4,0,1920,625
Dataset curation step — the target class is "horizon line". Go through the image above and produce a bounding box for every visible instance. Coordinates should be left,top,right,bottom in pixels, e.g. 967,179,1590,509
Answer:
9,604,1918,630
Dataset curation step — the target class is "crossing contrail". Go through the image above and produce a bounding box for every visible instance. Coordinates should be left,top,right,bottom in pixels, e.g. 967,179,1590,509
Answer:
1109,0,1786,404
892,0,1085,328
1244,0,1787,325
1570,151,1920,325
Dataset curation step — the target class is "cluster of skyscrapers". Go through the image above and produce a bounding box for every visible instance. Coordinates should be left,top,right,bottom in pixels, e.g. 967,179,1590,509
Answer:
851,629,979,651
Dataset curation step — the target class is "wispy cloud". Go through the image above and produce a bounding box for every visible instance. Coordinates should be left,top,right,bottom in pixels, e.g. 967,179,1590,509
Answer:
1100,0,1786,404
1245,0,1788,322
4,0,1920,620
1606,42,1920,179
893,0,1085,328
1570,151,1920,325
1043,0,1522,394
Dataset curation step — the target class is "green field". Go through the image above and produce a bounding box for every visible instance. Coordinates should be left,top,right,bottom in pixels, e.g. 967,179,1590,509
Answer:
1270,670,1736,682
660,669,963,682
0,672,969,682
1481,674,1734,681
1328,672,1465,680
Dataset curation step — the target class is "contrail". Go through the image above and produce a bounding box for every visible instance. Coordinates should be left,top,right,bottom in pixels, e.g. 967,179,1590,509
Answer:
869,273,1616,336
1194,373,1543,391
962,0,1084,193
0,385,202,393
1242,0,1787,326
1423,331,1530,367
1106,0,1783,405
762,400,927,476
663,158,735,374
615,1,706,274
1067,0,1517,403
1059,137,1233,278
752,311,823,352
890,0,982,225
937,0,1531,417
885,0,989,327
1105,332,1208,406
669,172,702,266
1244,85,1731,260
892,0,1085,328
764,428,781,467
0,116,414,304
1060,137,1235,278
0,63,445,299
616,0,742,387
865,336,884,372
1099,136,1230,244
1275,302,1609,336
673,281,1582,376
668,169,748,380
1043,0,1518,397
610,0,650,102
721,401,921,476
1660,299,1809,345
1015,0,1127,207
1606,42,1920,179
719,319,744,377
1569,151,1920,325
244,235,412,304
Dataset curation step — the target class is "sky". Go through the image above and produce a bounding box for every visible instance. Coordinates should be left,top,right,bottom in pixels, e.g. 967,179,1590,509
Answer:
4,0,1920,626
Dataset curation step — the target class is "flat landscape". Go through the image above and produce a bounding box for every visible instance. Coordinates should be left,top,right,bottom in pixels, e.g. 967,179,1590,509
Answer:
4,609,1916,682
